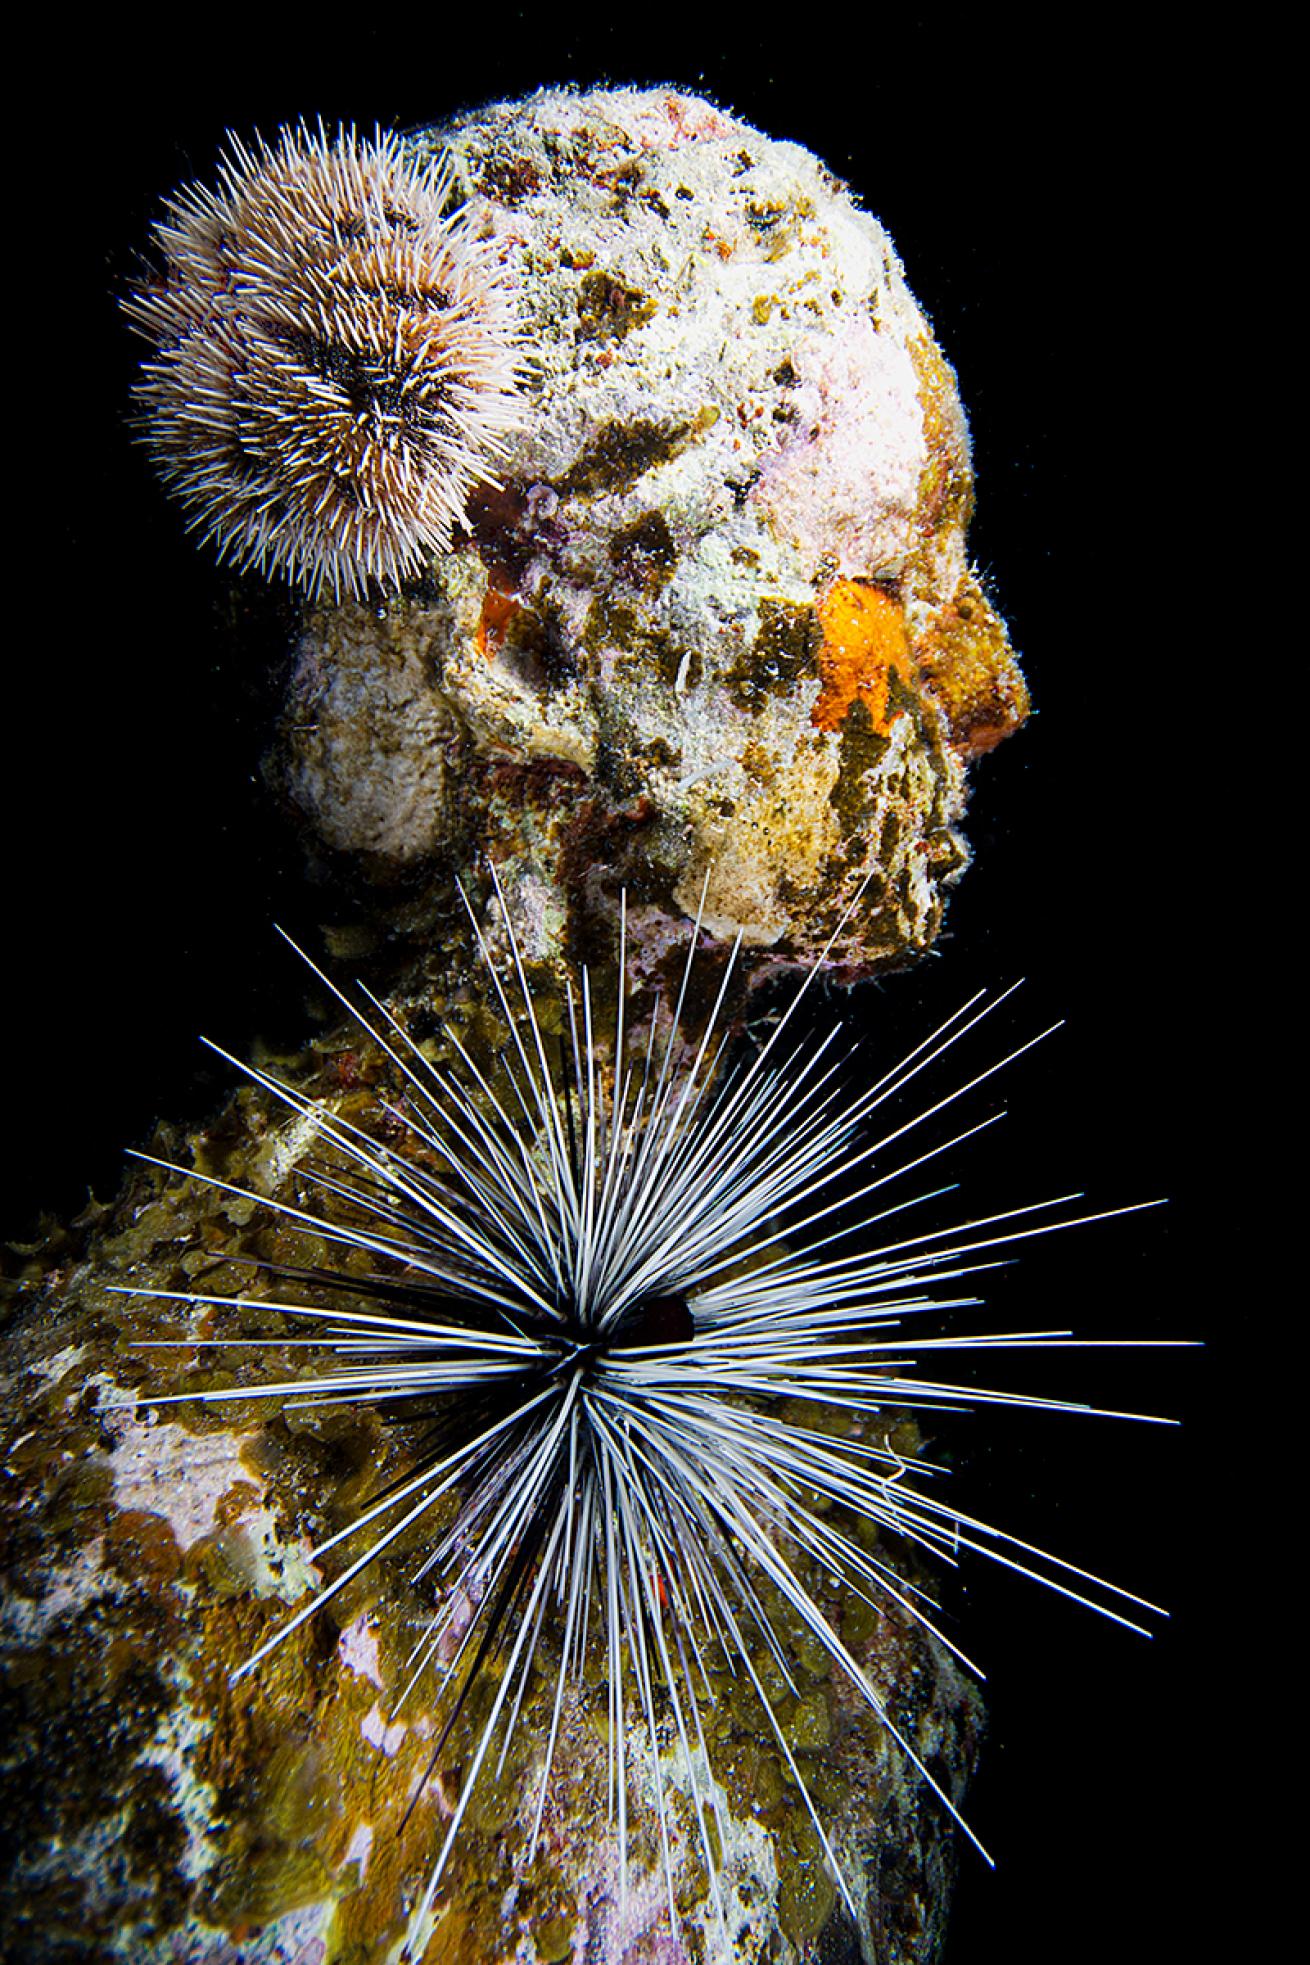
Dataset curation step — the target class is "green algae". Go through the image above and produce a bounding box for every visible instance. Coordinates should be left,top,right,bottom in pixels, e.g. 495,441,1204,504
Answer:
608,509,677,593
554,417,694,499
576,270,657,342
724,600,822,712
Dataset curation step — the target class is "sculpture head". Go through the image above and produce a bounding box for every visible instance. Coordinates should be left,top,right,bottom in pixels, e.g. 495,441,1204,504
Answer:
132,92,1028,993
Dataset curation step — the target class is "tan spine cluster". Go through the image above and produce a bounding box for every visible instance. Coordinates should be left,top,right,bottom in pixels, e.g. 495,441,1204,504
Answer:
126,124,522,601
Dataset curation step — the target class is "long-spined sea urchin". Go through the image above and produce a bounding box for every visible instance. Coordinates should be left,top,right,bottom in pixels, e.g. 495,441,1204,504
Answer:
117,876,1170,1957
124,123,522,601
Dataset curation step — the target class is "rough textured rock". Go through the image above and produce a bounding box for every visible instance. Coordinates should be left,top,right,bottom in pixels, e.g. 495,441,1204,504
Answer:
274,87,1028,983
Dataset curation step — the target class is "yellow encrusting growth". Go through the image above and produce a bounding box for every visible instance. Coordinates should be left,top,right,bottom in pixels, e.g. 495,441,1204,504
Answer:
915,573,1031,757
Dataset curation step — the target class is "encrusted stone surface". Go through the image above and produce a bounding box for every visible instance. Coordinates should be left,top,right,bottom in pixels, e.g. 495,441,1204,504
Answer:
274,87,1027,982
1,980,982,1965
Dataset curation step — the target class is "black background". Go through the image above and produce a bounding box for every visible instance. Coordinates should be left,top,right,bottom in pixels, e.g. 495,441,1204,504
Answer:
8,13,1236,1962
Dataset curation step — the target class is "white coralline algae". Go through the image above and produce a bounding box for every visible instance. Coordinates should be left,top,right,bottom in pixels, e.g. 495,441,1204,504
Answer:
278,87,1028,980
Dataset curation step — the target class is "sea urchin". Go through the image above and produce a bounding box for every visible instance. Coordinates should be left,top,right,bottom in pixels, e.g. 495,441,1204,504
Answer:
120,878,1168,1956
125,124,522,601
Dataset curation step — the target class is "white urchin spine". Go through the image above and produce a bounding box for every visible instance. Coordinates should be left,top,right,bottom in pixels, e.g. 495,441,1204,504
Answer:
125,122,523,602
117,873,1172,1956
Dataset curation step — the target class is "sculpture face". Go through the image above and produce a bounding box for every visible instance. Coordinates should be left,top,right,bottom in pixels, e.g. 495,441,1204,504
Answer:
274,89,1028,985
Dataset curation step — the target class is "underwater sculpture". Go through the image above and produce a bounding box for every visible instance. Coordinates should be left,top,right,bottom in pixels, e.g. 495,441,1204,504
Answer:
127,93,1029,983
0,90,1164,1965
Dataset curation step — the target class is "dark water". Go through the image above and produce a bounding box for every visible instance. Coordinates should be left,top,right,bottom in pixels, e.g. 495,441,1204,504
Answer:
7,22,1226,1962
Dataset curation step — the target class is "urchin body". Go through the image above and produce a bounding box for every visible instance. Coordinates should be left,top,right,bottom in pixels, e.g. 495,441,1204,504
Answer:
126,125,522,600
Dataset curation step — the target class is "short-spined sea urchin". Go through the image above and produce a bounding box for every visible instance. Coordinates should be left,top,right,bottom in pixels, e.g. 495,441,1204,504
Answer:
118,876,1169,1956
124,124,522,601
